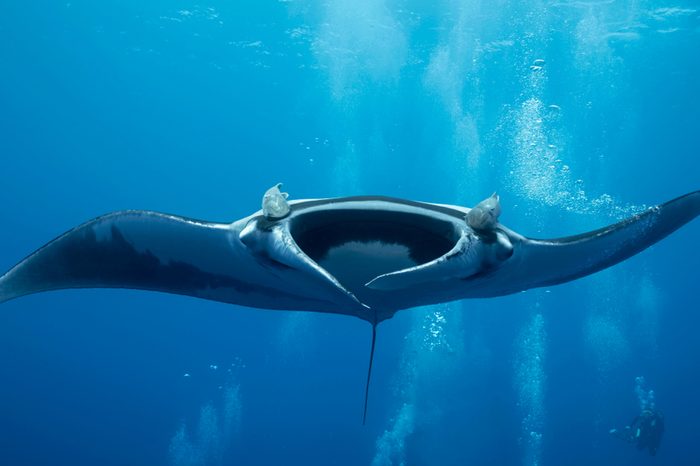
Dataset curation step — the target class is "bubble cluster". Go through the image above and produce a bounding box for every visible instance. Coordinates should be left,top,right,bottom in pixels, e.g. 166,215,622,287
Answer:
635,376,656,411
419,308,451,353
372,304,464,463
514,312,547,466
169,381,242,466
509,96,644,220
371,403,416,466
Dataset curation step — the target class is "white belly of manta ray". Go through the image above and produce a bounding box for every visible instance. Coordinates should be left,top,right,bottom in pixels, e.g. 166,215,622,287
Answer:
318,241,416,300
0,184,698,422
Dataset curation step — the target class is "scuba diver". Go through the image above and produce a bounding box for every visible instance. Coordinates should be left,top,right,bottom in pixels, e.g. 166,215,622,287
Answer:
610,408,665,456
610,377,664,456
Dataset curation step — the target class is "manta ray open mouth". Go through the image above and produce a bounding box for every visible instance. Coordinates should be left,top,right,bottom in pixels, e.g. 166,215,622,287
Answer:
289,207,461,298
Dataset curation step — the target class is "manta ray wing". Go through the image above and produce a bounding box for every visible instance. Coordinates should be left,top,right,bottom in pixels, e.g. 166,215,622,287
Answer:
457,191,700,298
0,210,365,318
1,192,698,317
527,190,700,288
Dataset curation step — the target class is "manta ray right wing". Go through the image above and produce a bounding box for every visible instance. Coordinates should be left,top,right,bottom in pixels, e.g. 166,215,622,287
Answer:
501,191,700,293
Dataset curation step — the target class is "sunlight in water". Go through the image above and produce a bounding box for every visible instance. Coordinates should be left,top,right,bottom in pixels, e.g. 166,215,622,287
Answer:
313,0,407,101
331,140,363,195
634,275,660,358
582,271,634,376
423,3,483,175
584,314,630,374
277,311,314,363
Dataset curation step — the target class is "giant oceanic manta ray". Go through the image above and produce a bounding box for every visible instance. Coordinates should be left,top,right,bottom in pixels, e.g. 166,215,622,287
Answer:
1,186,698,422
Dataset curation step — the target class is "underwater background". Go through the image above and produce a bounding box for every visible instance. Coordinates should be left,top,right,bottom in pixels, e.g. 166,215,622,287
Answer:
1,1,699,465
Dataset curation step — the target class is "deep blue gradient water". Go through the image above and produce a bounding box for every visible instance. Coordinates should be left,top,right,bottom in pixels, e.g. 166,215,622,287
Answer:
1,1,699,465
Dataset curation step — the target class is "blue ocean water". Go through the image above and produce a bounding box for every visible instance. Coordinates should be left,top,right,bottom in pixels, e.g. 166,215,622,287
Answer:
0,1,698,465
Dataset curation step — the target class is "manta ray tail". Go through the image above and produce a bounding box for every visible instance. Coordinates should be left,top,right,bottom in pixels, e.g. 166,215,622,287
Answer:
362,323,377,425
519,191,700,290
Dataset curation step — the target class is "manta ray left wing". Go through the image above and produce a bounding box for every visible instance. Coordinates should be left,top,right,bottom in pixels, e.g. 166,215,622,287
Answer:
0,210,366,318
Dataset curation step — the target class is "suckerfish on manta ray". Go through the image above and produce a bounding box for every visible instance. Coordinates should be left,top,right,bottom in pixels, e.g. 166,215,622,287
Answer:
1,185,698,422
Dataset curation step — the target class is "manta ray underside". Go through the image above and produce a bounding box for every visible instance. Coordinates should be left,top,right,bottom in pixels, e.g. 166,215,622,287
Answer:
1,186,698,422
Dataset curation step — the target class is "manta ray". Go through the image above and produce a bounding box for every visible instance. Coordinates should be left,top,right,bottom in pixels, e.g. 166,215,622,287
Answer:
1,185,698,422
